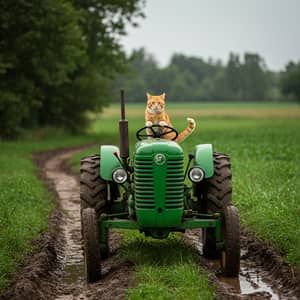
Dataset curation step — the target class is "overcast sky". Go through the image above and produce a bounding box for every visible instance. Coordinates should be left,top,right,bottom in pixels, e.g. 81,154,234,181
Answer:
121,0,300,70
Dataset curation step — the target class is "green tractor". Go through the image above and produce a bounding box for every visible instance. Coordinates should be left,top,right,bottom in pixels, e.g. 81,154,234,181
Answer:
80,91,240,282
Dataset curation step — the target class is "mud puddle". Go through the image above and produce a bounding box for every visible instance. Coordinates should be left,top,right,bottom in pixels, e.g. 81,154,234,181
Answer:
218,254,282,299
184,230,299,299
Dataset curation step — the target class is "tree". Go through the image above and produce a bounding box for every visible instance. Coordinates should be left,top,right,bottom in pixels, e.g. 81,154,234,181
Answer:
0,0,85,137
170,54,218,84
281,61,300,103
240,53,269,101
112,48,157,102
0,0,145,138
224,53,242,101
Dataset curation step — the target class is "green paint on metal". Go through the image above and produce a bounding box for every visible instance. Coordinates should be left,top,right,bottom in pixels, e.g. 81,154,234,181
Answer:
134,139,184,228
128,194,135,217
98,221,109,254
100,145,122,180
100,212,128,219
101,219,140,229
193,144,214,178
100,218,222,230
179,219,219,229
99,216,223,242
215,217,222,243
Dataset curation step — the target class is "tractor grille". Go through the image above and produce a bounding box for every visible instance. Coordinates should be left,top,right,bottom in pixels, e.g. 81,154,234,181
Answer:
165,157,184,209
134,155,184,209
135,158,155,209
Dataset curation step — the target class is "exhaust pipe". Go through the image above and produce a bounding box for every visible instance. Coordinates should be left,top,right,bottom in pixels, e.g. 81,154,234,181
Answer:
119,90,129,162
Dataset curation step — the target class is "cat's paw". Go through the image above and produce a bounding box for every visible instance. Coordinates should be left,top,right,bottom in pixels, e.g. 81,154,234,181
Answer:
146,121,153,127
159,121,168,127
187,118,196,128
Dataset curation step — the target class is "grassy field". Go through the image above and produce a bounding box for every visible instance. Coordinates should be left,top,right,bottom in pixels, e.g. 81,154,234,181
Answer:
99,101,300,119
0,132,100,290
69,102,300,299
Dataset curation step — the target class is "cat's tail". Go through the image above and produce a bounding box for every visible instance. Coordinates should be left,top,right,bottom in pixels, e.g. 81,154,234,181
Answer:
175,118,196,143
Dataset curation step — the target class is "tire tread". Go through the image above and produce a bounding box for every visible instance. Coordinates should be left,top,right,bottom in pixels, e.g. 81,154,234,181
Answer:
82,208,101,282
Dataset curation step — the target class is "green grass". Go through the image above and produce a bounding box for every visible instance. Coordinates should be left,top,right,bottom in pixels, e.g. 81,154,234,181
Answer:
120,232,214,300
109,101,298,109
0,132,100,290
97,102,300,120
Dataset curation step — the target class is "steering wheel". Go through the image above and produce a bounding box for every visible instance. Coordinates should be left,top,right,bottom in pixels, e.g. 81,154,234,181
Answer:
136,124,178,141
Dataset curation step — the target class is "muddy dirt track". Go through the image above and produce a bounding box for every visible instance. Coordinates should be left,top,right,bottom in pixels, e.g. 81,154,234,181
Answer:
1,147,300,300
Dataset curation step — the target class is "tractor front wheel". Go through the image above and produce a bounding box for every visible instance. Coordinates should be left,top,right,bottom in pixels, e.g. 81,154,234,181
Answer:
80,154,109,258
82,208,101,282
220,205,240,277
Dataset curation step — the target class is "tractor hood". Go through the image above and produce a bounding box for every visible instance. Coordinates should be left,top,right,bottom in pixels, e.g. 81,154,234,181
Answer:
134,139,183,156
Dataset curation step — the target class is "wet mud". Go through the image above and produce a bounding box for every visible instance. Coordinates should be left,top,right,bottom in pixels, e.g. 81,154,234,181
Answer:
1,147,299,300
184,230,300,299
44,149,135,300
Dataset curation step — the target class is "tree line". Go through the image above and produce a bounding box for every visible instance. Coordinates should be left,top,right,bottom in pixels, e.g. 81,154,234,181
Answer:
114,48,299,103
0,0,145,138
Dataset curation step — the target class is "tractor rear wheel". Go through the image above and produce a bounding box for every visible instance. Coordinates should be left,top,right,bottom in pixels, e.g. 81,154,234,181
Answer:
220,205,240,277
203,152,232,212
82,208,101,282
195,152,232,258
80,154,109,258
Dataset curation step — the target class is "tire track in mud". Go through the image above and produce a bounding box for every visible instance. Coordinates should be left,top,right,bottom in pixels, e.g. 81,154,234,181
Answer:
1,147,300,300
45,149,134,300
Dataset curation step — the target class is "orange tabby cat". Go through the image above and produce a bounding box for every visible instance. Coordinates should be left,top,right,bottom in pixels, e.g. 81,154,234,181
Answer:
145,93,196,143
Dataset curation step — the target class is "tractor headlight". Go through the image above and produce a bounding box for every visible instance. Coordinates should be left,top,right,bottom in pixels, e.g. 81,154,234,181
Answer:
188,167,205,183
112,168,128,184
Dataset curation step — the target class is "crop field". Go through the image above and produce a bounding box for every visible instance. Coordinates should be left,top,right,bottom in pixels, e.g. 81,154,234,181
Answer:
69,102,300,298
1,102,299,298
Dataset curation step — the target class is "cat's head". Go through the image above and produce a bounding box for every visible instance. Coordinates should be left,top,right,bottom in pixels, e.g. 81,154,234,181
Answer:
146,93,165,113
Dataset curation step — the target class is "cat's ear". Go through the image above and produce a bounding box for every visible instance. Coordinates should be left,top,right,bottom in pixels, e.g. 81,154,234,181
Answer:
146,92,151,99
161,93,166,100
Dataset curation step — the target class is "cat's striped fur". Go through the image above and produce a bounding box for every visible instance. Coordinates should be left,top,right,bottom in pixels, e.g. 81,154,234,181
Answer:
145,93,196,143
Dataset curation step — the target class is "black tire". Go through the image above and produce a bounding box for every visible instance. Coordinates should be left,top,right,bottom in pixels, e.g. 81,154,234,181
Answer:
196,152,232,258
203,152,232,212
220,205,240,277
80,154,109,258
80,154,107,214
82,208,101,282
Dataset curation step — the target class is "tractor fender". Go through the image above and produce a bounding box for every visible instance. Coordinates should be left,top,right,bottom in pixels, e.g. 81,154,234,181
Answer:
100,145,122,181
193,144,214,178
